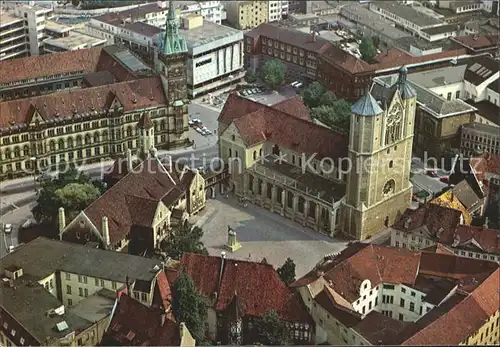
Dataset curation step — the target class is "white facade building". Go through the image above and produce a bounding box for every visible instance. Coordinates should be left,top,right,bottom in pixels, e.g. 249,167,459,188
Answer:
0,3,53,60
268,1,289,22
155,15,244,98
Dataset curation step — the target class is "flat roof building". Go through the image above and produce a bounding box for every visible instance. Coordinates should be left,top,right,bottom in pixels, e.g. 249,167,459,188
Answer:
43,31,107,53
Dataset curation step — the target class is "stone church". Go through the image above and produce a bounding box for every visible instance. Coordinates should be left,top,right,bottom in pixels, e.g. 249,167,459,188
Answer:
218,67,416,240
0,0,190,181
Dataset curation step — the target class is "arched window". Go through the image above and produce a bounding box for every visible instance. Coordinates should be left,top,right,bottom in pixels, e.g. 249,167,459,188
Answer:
76,135,82,146
84,134,91,145
23,145,30,157
160,120,166,131
14,146,21,158
94,132,100,143
49,141,55,151
102,131,108,142
253,151,257,160
58,139,65,150
127,127,132,137
383,179,396,196
5,149,11,159
67,137,74,148
259,148,263,157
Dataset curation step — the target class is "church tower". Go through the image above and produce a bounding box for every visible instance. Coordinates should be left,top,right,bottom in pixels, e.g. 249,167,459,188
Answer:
342,66,417,240
156,0,189,147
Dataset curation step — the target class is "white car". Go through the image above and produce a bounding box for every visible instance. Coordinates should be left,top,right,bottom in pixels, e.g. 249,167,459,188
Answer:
203,129,212,135
4,224,12,234
196,127,204,134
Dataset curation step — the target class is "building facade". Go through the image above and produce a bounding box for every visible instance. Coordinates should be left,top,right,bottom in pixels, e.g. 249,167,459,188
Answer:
0,3,53,60
225,1,269,30
268,1,289,22
460,122,500,156
292,242,500,346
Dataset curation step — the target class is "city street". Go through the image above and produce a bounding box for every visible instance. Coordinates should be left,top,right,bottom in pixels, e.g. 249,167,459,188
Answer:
0,202,31,258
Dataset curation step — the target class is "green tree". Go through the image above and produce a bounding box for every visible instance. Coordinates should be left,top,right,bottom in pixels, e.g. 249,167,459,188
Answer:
253,310,290,345
260,59,286,88
302,81,327,108
359,36,377,63
277,257,296,285
245,70,257,83
372,35,381,49
172,271,208,343
319,91,337,107
32,166,105,226
160,223,208,260
311,100,351,133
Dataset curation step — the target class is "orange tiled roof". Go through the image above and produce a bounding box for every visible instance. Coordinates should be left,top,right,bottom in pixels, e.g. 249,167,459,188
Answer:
0,76,167,130
177,253,312,324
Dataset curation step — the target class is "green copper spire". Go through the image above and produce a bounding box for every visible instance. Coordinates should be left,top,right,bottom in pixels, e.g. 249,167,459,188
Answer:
163,0,187,55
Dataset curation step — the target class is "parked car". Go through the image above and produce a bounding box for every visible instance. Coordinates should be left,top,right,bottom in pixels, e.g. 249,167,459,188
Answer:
191,118,201,124
203,129,212,135
252,88,259,94
4,224,12,234
439,176,449,183
426,170,438,178
196,127,204,134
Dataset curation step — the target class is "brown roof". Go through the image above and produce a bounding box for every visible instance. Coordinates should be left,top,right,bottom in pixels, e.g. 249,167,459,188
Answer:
464,55,499,86
452,34,499,50
0,76,167,130
246,23,332,54
0,47,103,85
294,243,500,345
320,44,373,74
314,289,361,327
420,243,455,256
443,225,500,255
83,157,185,246
101,294,181,346
471,152,500,180
271,95,312,121
178,253,312,323
219,93,348,160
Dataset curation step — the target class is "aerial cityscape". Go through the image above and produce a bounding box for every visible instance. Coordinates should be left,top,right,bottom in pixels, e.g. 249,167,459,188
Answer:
0,0,499,346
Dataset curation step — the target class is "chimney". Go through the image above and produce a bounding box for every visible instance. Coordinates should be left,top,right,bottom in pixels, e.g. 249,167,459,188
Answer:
102,216,110,248
126,149,133,172
217,251,226,293
125,275,131,294
58,207,66,233
311,30,316,42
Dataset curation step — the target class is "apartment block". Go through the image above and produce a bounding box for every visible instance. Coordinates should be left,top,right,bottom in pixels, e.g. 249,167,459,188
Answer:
0,3,53,60
268,1,289,22
225,1,269,30
0,237,172,346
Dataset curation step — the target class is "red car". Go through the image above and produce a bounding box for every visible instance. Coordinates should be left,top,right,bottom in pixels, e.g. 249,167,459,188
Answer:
440,176,449,183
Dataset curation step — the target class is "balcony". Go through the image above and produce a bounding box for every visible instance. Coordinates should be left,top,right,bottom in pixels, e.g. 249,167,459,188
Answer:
0,40,27,53
0,31,26,45
1,24,25,37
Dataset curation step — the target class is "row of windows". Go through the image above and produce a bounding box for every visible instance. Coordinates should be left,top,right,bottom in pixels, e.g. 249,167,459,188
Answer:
2,322,26,345
65,272,118,289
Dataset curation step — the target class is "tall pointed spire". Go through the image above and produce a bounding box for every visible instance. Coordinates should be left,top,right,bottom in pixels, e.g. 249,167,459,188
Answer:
162,0,188,55
395,65,416,100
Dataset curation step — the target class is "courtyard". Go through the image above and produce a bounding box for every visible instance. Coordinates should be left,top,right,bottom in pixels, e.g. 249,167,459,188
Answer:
194,195,349,277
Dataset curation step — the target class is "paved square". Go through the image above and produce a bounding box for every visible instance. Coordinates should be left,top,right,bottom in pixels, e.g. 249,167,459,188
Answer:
193,196,348,277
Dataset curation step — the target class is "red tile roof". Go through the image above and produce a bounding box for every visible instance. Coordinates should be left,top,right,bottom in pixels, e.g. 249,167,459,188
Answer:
219,93,348,160
452,34,499,51
82,157,185,246
101,294,181,346
0,76,167,130
314,288,361,327
179,253,312,323
294,243,500,345
271,95,312,122
471,152,500,180
438,225,500,255
152,271,172,312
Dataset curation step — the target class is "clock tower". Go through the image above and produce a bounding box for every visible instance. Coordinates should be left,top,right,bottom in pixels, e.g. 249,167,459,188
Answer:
156,0,189,147
342,66,417,240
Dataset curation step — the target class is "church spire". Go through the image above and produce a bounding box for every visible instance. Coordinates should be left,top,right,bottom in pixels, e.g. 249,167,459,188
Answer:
163,0,188,55
395,65,416,100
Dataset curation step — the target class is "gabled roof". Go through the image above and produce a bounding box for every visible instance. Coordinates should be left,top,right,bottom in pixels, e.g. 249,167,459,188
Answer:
451,179,483,211
0,76,167,131
219,93,348,160
82,157,184,245
442,225,500,255
429,190,472,225
271,95,312,121
176,253,312,323
101,294,181,346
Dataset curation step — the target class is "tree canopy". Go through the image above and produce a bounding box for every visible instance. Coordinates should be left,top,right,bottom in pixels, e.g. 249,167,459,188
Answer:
302,81,327,109
359,36,377,63
160,223,208,260
252,310,290,345
32,165,105,226
245,70,257,84
260,59,286,88
311,100,352,133
277,257,296,285
172,271,208,343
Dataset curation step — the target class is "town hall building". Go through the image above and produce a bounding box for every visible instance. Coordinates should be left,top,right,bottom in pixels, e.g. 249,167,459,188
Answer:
218,67,417,240
0,1,190,182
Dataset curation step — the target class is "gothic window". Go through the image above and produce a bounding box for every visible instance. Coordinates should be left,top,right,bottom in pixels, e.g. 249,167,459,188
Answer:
76,136,82,147
58,139,65,150
67,138,74,148
94,132,100,143
23,145,29,156
102,131,109,142
84,134,91,145
49,141,55,152
14,147,20,158
383,179,395,196
385,103,403,146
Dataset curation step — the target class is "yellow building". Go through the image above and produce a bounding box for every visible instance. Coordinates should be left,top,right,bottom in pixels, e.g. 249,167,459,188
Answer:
226,1,269,30
0,237,172,346
292,243,500,346
429,189,473,224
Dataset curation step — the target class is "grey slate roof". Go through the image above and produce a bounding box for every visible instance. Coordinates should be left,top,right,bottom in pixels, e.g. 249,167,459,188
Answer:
0,237,163,283
351,92,383,116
